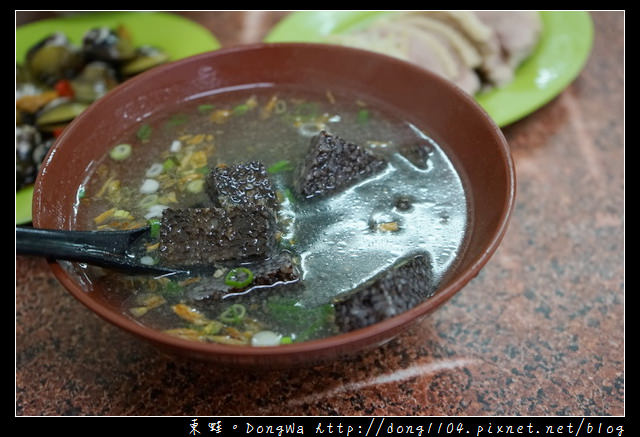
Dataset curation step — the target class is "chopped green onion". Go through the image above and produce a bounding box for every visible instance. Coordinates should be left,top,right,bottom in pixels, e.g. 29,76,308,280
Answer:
165,113,188,127
224,267,254,288
140,178,159,194
283,188,295,204
162,157,178,171
357,108,369,124
146,162,164,177
251,330,282,347
219,304,246,324
267,160,294,174
139,194,159,209
265,297,334,342
170,140,182,152
298,122,324,137
160,280,183,299
136,124,152,141
232,103,249,115
197,104,215,113
280,336,293,344
144,204,169,220
148,217,161,238
186,179,205,193
109,143,132,161
293,102,318,120
140,255,156,266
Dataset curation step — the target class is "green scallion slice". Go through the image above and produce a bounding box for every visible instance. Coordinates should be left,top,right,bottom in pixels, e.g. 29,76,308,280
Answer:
283,188,295,204
162,157,178,171
357,108,369,124
197,104,215,113
267,160,294,174
219,304,247,324
224,267,254,289
148,217,161,238
137,124,152,141
165,113,188,127
109,143,132,161
232,103,249,115
186,179,205,193
160,280,183,299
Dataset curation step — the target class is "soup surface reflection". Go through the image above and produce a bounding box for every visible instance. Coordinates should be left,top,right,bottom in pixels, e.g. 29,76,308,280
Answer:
73,86,468,346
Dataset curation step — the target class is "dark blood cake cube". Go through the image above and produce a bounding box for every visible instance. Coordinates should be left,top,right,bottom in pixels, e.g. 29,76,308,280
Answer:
333,253,435,332
294,131,387,199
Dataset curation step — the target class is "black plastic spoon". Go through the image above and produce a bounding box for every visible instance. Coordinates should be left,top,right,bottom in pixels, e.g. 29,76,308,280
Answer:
16,226,191,276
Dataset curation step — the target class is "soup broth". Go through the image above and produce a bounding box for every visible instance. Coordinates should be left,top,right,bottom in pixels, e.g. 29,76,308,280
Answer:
73,85,468,346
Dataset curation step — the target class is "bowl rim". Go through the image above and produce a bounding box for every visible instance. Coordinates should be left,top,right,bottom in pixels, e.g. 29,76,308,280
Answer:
33,41,516,362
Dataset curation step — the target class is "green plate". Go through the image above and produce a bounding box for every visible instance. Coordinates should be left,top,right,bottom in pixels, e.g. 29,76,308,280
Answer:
16,11,220,224
265,11,594,127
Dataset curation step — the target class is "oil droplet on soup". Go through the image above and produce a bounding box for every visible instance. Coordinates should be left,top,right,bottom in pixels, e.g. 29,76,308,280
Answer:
72,86,469,346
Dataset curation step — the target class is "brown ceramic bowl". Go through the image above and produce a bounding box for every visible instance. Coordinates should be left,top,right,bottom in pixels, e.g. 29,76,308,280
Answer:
32,43,515,368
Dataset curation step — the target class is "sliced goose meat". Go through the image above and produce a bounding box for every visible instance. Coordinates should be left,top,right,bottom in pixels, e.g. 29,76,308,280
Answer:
474,11,542,68
328,24,450,80
392,12,483,69
331,17,481,95
406,10,514,87
381,18,482,94
327,11,543,94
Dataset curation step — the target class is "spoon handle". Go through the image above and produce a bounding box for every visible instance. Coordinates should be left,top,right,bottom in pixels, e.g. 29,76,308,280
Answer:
16,226,147,266
16,226,192,276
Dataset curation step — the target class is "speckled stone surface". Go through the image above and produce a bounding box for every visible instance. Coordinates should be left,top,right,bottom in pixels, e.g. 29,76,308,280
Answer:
15,11,624,416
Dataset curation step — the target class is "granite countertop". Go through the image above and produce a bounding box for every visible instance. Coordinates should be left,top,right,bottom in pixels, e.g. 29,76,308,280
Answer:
16,11,624,416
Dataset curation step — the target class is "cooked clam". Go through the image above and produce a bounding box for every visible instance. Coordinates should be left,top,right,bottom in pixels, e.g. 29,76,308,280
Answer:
25,33,84,86
82,27,136,63
70,61,119,102
35,98,89,132
120,46,169,77
16,125,43,189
